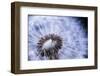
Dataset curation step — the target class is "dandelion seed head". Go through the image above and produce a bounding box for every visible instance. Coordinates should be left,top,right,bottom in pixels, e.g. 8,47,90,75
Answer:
28,15,88,60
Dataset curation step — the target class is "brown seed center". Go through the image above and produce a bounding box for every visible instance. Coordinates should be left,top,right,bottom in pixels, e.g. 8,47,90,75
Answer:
37,34,62,60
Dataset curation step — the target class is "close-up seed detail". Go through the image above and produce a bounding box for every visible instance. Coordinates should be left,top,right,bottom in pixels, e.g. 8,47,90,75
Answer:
28,15,88,60
37,34,62,59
